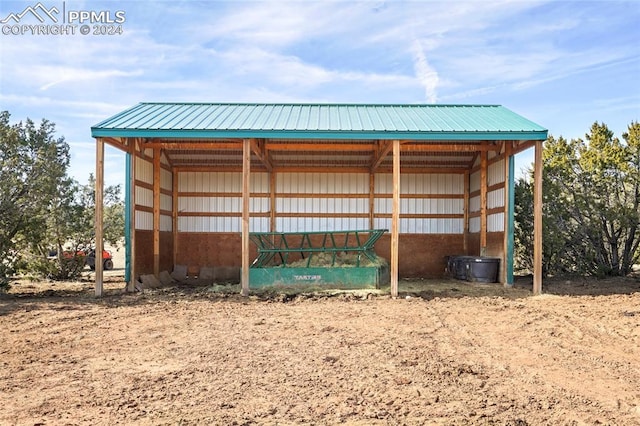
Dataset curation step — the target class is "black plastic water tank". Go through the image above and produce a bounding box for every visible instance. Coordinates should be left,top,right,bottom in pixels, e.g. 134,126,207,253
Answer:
466,257,500,283
451,256,473,280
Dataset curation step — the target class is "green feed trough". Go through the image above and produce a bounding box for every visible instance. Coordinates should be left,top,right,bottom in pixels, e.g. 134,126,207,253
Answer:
248,229,390,289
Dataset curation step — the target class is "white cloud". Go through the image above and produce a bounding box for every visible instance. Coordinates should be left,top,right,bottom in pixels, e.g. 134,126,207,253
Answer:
0,0,637,187
411,40,439,103
38,67,144,91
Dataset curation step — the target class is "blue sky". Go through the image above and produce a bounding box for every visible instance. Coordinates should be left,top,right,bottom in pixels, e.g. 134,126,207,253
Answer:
1,0,638,188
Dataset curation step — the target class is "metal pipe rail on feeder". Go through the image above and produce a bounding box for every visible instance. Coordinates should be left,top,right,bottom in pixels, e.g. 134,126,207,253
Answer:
247,229,390,289
249,229,388,268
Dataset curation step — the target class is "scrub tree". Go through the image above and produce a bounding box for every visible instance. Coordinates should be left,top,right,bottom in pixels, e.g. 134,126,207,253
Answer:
0,111,70,289
0,111,125,288
515,121,640,277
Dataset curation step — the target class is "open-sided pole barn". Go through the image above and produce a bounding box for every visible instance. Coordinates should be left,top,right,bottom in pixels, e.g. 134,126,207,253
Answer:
91,103,547,297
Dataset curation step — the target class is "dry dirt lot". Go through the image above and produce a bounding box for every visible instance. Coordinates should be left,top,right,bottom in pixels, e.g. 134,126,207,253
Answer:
1,275,639,425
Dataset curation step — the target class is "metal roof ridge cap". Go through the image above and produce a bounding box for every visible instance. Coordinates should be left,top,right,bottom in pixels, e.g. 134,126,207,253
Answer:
135,102,505,107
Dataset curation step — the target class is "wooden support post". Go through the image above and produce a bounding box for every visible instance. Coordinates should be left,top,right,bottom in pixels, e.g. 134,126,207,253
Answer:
533,140,544,294
153,147,161,277
172,169,179,268
270,171,276,232
503,142,514,286
480,148,488,256
391,140,400,298
95,138,104,297
369,173,375,230
463,170,470,254
241,138,251,296
127,141,137,292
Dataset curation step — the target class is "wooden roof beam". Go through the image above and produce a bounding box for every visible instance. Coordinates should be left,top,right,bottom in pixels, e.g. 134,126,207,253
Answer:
250,138,273,172
371,140,394,172
401,142,501,152
265,142,376,152
143,141,242,150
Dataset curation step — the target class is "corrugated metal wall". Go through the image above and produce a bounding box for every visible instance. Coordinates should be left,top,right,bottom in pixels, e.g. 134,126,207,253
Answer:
134,156,153,230
468,156,505,233
134,151,173,232
276,172,369,232
178,172,270,232
137,152,506,235
487,158,504,232
175,171,466,234
375,173,463,233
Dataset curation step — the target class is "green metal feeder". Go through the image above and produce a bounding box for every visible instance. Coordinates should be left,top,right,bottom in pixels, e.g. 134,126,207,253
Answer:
248,229,390,289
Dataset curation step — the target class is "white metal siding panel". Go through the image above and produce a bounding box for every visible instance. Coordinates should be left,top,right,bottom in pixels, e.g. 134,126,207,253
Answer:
135,157,153,184
374,174,392,194
400,174,464,195
180,197,241,213
470,171,480,193
161,169,172,191
374,173,464,234
251,173,269,192
135,187,153,208
469,216,480,233
144,148,153,158
180,217,267,233
469,195,480,213
290,217,365,232
401,218,464,234
161,152,170,166
180,172,245,193
136,211,153,231
488,213,504,232
278,173,367,194
488,188,505,209
160,215,172,232
161,194,172,212
375,198,392,214
176,171,271,233
276,173,368,232
488,159,504,186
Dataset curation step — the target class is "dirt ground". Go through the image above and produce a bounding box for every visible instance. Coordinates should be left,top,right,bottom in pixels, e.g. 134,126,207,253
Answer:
1,274,639,425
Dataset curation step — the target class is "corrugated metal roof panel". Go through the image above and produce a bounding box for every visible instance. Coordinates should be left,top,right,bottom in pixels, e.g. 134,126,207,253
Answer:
92,103,547,140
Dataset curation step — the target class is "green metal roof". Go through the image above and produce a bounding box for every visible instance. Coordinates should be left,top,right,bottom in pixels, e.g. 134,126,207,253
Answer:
91,103,547,141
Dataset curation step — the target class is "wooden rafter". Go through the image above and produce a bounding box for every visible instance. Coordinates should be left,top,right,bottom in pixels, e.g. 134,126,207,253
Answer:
144,141,242,150
402,142,501,152
371,140,393,172
250,138,273,171
266,142,376,152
